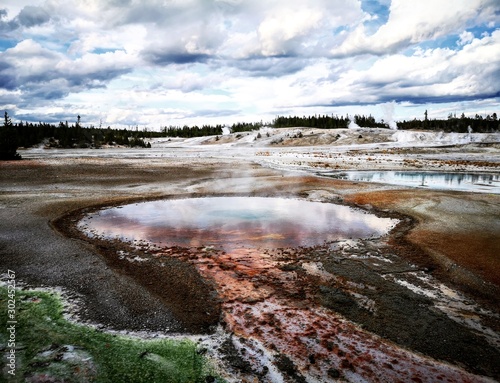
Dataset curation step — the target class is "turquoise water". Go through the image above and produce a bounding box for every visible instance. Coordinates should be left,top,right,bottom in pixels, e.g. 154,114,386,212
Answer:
79,197,398,250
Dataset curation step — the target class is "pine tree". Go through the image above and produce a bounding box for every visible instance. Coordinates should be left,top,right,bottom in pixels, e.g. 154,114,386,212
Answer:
0,111,21,160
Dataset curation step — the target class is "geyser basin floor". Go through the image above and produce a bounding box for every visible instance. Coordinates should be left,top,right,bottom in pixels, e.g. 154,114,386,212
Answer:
77,197,500,382
78,197,398,250
2,148,499,382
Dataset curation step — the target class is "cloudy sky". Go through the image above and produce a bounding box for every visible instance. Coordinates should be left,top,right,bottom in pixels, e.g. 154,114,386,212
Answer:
0,0,499,129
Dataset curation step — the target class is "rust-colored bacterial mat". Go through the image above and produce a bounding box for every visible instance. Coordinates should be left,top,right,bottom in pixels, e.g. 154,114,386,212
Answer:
77,197,498,382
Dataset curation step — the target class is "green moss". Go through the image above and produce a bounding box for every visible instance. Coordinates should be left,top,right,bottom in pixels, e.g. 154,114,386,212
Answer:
0,286,223,383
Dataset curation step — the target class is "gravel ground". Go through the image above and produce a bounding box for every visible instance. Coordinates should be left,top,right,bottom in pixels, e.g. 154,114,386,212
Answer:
1,137,499,381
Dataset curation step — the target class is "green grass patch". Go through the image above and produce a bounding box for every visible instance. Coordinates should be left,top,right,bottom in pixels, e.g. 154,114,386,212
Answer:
0,286,222,383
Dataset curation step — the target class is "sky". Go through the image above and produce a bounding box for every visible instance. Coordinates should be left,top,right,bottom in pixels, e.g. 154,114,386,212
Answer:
0,0,499,129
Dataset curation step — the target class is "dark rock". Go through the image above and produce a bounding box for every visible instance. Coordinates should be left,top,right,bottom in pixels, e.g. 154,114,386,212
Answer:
328,368,340,378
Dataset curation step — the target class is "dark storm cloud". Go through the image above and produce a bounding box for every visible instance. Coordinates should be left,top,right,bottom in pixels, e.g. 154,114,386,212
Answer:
0,37,135,108
379,93,500,105
14,113,62,124
27,87,68,101
68,67,132,86
232,56,307,77
145,50,211,65
17,6,50,28
0,6,50,33
13,67,127,93
14,65,131,104
0,91,19,105
0,74,16,90
0,61,16,90
0,9,18,33
320,91,500,108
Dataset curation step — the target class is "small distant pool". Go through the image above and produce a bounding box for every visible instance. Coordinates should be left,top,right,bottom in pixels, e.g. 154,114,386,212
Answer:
326,171,500,193
78,197,398,250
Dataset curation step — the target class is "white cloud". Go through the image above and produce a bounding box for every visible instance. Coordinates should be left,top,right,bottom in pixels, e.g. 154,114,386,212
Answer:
255,0,364,57
331,0,499,56
60,50,137,76
4,39,62,75
257,6,324,56
457,30,474,46
68,24,148,55
330,29,500,104
219,31,260,59
1,0,499,126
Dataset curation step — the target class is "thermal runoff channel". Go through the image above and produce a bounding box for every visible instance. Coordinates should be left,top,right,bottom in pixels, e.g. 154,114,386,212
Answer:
328,171,500,193
79,197,398,250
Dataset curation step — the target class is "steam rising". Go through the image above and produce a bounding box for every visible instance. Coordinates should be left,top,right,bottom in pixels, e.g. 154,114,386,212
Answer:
381,102,398,130
348,114,361,129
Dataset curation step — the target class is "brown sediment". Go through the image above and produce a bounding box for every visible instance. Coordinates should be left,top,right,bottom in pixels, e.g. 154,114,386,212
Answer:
408,230,500,286
343,189,500,300
59,199,500,380
1,157,240,333
52,199,224,334
2,155,500,381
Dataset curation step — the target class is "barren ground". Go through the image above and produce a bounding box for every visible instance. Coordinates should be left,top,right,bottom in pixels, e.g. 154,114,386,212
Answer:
1,128,499,382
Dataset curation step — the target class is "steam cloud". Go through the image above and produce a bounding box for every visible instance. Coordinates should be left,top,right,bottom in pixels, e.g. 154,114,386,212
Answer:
381,102,398,130
348,114,361,130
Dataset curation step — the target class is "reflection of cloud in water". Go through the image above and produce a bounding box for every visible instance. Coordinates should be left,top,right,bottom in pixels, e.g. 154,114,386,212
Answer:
80,197,398,250
330,171,500,193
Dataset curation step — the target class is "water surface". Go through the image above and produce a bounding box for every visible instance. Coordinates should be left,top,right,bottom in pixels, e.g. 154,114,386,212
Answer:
79,197,398,250
326,171,500,193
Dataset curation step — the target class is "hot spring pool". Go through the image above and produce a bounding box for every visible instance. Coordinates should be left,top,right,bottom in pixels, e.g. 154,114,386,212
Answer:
78,197,398,250
326,171,500,193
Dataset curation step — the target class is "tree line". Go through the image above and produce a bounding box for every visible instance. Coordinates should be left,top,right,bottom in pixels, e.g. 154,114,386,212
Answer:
0,112,152,159
273,114,390,129
273,113,499,132
161,124,224,138
397,111,499,133
159,121,264,138
1,111,498,160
